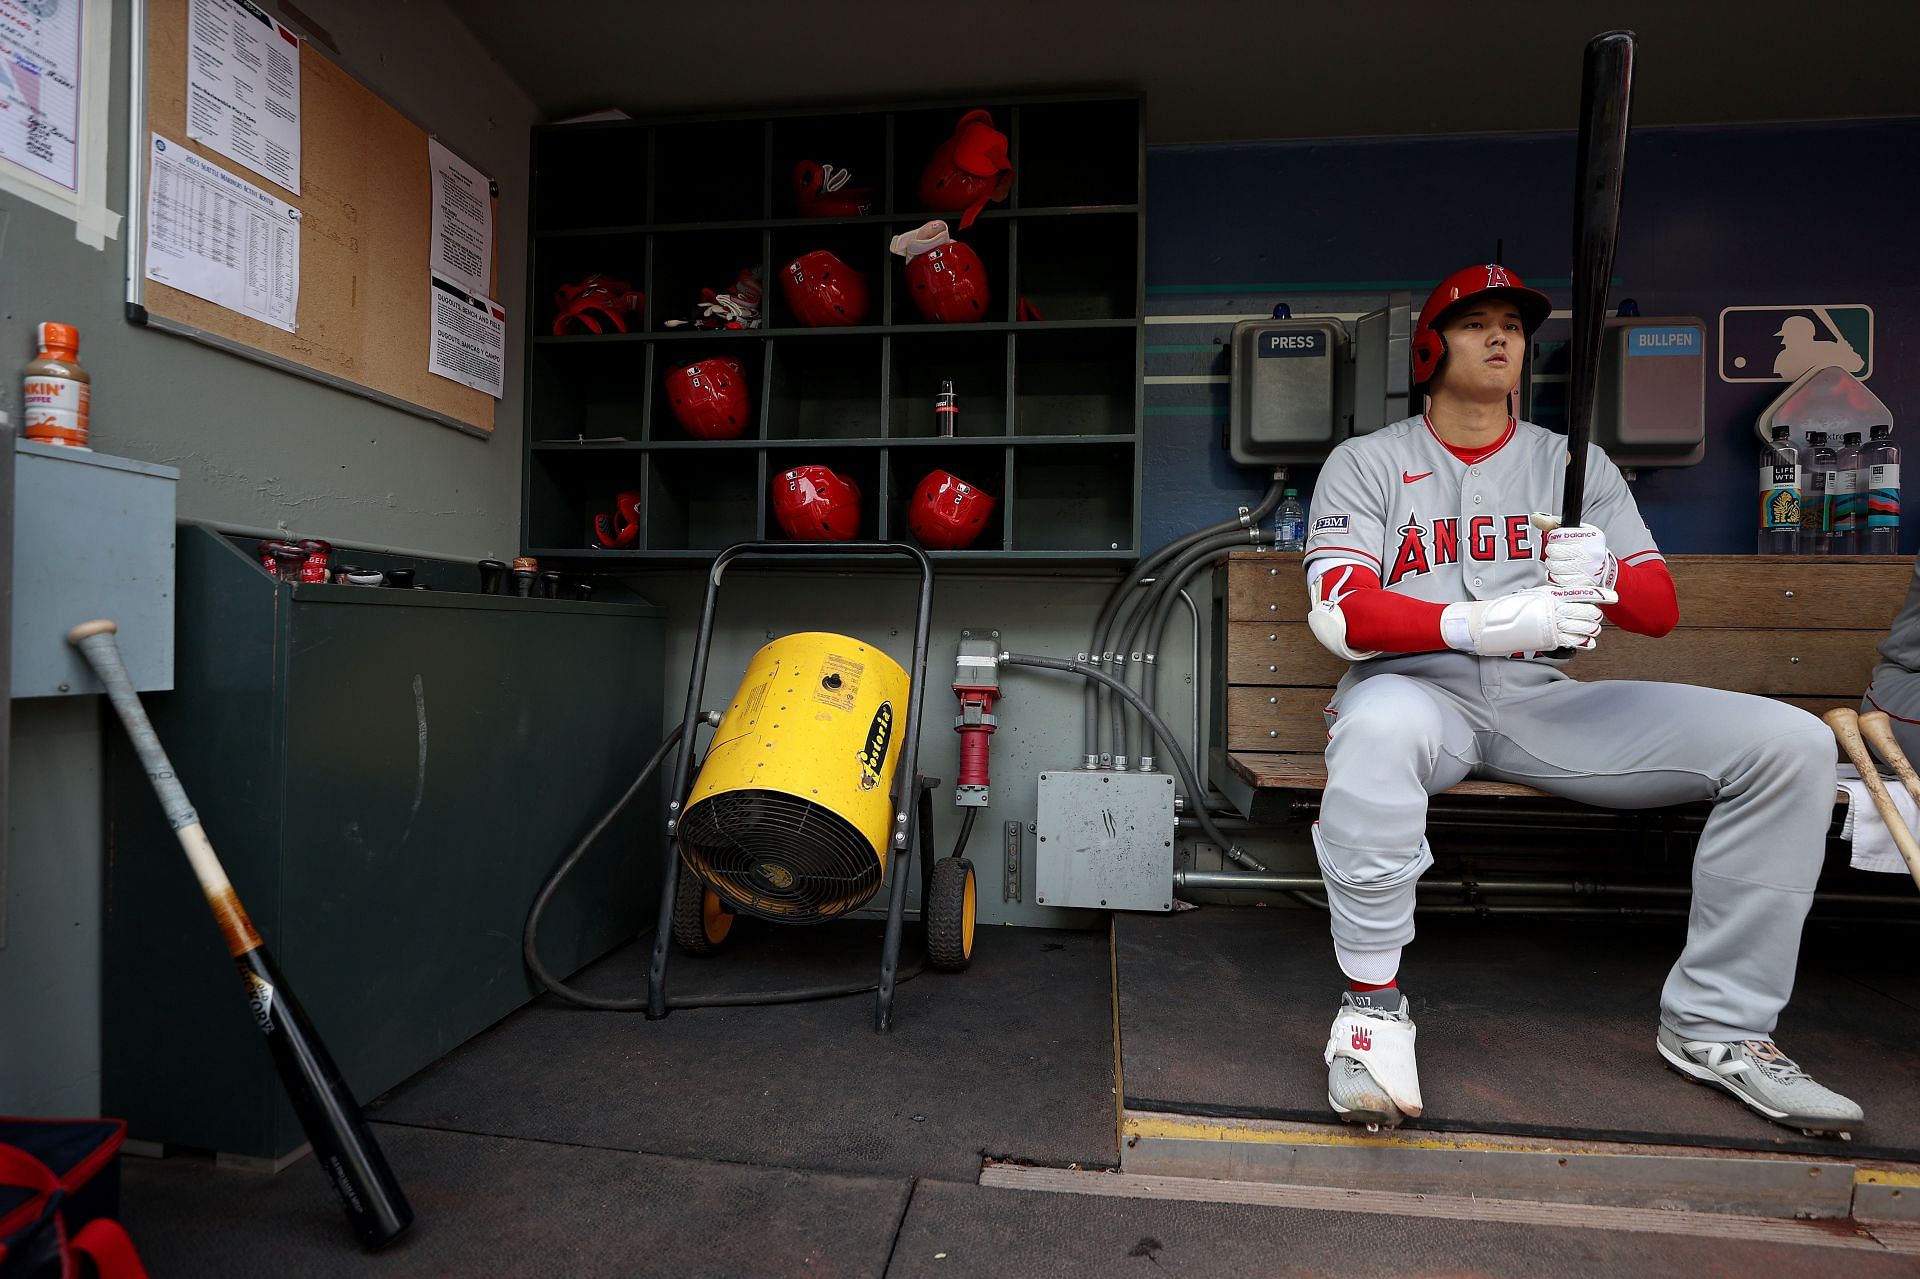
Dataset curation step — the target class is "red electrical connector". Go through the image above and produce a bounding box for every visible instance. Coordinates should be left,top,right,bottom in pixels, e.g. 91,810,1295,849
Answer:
953,638,1001,807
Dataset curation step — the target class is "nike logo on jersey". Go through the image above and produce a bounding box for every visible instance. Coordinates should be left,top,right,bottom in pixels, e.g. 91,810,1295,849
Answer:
1402,471,1433,484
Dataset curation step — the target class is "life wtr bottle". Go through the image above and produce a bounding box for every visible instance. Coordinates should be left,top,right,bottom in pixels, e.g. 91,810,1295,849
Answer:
1758,425,1800,554
1801,431,1835,554
1861,423,1901,554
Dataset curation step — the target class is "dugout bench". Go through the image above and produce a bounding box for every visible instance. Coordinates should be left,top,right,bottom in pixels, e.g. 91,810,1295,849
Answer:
1213,552,1914,824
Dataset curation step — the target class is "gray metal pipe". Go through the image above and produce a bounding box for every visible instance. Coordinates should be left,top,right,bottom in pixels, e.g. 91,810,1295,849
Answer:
1173,869,1919,908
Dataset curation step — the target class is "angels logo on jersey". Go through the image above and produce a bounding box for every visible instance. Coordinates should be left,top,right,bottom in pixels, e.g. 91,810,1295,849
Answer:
1385,512,1536,587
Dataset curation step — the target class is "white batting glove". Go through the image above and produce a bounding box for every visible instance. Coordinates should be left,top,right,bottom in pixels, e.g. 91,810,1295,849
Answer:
1529,512,1617,591
1441,584,1616,656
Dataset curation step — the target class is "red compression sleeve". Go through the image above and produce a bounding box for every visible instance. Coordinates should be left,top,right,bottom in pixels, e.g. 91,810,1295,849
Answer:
1601,555,1678,637
1311,562,1448,653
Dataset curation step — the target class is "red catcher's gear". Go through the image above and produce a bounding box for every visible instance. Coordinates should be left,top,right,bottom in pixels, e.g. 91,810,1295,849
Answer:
594,490,642,548
905,240,991,323
780,250,872,327
772,465,863,541
664,356,751,439
917,109,1013,230
552,274,645,336
1410,263,1553,387
908,469,997,550
792,160,874,217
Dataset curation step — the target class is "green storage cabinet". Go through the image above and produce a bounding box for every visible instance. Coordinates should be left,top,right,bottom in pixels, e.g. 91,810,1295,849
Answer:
103,525,666,1159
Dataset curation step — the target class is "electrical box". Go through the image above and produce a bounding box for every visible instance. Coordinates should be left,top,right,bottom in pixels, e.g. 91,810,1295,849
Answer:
1227,318,1351,464
1593,317,1707,467
1351,295,1413,437
1034,769,1177,912
13,439,178,697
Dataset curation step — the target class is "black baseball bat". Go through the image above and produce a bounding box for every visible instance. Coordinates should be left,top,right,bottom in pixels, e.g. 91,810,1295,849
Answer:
1561,29,1636,528
67,619,413,1251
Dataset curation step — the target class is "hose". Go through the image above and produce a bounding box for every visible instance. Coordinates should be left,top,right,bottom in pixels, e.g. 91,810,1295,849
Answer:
1001,651,1267,872
524,715,928,1011
1082,475,1285,762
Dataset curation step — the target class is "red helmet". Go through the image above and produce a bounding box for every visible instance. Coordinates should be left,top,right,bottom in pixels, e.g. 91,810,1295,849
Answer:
772,465,862,541
917,109,1013,230
593,490,642,549
781,250,871,327
552,274,645,336
1410,263,1553,387
904,240,991,323
664,357,751,439
792,160,874,218
908,469,997,550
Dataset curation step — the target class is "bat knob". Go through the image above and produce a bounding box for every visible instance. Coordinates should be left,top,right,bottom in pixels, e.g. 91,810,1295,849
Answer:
67,619,118,645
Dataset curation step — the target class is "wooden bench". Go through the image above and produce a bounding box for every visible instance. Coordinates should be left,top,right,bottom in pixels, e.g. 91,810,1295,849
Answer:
1213,552,1913,816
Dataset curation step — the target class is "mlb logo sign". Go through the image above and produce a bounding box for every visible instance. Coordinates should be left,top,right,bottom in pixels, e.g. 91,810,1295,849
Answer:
1718,304,1874,383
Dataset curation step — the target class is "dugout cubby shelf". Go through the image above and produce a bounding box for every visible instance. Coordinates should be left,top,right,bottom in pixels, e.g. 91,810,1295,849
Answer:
523,94,1144,565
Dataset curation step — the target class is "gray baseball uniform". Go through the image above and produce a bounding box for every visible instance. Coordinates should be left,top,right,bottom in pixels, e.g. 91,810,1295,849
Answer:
1862,549,1920,759
1306,415,1836,1042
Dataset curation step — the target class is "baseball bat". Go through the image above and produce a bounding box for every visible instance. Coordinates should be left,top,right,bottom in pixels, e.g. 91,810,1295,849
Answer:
67,620,413,1250
1858,710,1920,812
1823,706,1920,889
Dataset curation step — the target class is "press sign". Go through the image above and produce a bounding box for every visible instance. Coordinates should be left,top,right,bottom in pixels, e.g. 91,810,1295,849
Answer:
1259,330,1326,358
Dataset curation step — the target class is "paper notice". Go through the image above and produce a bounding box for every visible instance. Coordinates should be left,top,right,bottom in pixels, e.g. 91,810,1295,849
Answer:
0,0,83,191
428,274,505,399
144,133,299,332
186,0,300,194
428,136,492,299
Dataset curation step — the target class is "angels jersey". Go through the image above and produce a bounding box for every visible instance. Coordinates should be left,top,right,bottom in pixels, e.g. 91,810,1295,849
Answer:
1305,415,1663,680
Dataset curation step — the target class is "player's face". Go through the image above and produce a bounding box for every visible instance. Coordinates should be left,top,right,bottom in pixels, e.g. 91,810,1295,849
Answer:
1435,304,1526,404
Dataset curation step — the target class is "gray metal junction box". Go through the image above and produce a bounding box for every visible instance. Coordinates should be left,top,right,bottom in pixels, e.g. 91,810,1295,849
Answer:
1034,769,1178,912
1227,317,1352,465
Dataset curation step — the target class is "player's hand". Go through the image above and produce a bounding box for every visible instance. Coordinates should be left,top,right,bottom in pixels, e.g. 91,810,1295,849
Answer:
1443,584,1617,656
1529,512,1617,590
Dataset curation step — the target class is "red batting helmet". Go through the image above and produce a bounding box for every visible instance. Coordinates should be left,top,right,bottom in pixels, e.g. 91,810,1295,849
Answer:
772,465,862,541
781,250,872,327
552,274,645,336
908,469,997,550
1410,264,1553,387
904,240,991,323
792,160,874,218
593,490,642,549
917,109,1013,230
664,357,751,439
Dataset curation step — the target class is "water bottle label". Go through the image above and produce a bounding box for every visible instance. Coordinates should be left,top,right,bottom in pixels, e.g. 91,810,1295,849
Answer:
1278,517,1306,546
1827,468,1858,529
1868,463,1901,529
1759,482,1800,533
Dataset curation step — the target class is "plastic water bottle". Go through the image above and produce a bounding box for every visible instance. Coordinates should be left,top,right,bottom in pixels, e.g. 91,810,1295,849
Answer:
1758,425,1800,554
1275,488,1307,551
1801,431,1834,554
1861,423,1901,554
1832,431,1863,554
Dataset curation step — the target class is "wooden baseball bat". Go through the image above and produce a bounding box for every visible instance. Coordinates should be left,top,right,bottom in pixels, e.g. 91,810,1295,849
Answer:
1823,706,1920,889
67,620,413,1250
1858,710,1920,811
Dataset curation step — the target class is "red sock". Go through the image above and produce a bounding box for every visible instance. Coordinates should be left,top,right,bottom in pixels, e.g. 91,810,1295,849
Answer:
1351,979,1397,993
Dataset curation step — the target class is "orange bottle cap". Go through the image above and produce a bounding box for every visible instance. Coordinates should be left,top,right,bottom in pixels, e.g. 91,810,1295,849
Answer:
36,322,80,356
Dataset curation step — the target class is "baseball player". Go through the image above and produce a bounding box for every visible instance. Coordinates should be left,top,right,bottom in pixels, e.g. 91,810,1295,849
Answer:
1303,264,1862,1136
1861,550,1920,761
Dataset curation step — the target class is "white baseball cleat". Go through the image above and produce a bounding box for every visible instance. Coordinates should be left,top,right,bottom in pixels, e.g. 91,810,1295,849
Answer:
1325,989,1423,1129
1657,1026,1863,1138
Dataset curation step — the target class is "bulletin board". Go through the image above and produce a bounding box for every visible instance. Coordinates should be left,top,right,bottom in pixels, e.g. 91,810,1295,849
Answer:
127,0,497,436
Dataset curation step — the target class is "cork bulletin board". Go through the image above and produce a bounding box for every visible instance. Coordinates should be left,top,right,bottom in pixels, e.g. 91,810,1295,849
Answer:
128,0,497,436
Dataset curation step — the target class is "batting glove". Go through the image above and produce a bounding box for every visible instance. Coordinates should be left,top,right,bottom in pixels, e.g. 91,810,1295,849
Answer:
1529,512,1617,591
1442,583,1617,656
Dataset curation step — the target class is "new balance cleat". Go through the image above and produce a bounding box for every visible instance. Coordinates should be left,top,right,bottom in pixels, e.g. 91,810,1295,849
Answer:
1326,989,1423,1130
1657,1026,1864,1137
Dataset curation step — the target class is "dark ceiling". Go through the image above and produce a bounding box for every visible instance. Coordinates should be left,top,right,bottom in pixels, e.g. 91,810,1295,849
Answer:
449,0,1920,142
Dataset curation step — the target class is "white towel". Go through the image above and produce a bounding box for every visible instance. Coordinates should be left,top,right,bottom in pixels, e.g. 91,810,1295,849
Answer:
1837,764,1919,874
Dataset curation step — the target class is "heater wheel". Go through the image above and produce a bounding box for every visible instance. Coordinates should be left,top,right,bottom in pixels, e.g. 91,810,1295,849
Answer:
926,856,977,972
672,868,737,955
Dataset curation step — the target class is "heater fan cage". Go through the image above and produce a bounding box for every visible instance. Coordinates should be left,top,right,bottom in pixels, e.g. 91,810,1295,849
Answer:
678,787,887,922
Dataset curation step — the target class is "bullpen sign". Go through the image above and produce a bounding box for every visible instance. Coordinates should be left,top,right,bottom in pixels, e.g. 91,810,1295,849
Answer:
1718,304,1873,384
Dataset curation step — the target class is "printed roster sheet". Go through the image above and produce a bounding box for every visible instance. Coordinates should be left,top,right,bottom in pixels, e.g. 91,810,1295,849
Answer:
144,133,299,332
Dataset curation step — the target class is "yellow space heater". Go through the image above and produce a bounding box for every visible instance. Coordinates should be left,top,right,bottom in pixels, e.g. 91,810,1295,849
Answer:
676,632,909,922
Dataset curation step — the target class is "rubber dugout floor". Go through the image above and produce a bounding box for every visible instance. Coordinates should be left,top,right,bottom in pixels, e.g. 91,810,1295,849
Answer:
1116,907,1920,1161
370,919,1119,1181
